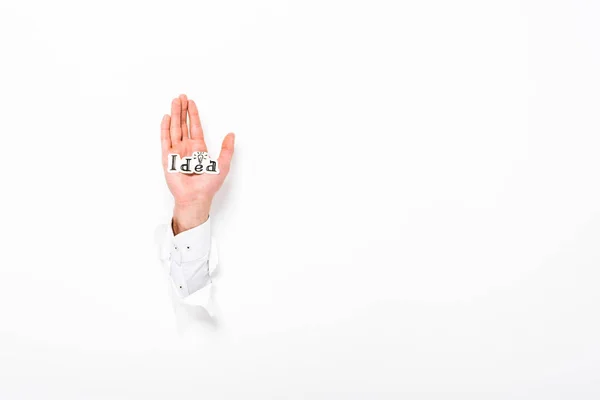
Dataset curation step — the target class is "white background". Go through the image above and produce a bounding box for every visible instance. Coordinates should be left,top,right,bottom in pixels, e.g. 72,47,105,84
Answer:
1,0,599,398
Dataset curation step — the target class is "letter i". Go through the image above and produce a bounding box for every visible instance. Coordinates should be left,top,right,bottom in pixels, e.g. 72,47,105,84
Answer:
168,154,180,173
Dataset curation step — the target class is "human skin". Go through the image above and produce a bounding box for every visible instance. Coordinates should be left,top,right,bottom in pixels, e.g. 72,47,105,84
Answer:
160,94,235,235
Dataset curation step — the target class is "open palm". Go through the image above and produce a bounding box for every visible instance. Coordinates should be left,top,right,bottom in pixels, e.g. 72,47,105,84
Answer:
160,94,235,208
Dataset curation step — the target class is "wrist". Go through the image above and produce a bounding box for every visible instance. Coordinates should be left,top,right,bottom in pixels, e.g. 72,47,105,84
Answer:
172,199,212,235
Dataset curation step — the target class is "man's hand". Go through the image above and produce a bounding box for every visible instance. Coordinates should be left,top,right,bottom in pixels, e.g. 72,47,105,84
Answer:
161,94,235,235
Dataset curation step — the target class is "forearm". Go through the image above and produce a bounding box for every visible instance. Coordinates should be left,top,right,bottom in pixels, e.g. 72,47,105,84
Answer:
163,209,214,301
172,200,212,235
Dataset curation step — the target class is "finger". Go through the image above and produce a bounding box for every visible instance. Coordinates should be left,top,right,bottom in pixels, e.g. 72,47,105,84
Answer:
217,133,235,175
179,94,189,140
188,99,205,144
160,114,171,152
160,114,171,169
170,98,182,143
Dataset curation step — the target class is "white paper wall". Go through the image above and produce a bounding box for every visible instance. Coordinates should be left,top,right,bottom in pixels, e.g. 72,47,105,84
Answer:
1,0,599,398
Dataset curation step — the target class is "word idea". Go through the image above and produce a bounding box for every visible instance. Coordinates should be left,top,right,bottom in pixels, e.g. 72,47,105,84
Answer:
168,152,219,174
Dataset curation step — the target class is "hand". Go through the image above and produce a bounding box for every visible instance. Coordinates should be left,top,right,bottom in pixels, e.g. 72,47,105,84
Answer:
160,94,235,234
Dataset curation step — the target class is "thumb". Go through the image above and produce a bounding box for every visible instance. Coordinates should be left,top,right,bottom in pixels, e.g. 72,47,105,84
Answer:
217,132,235,175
